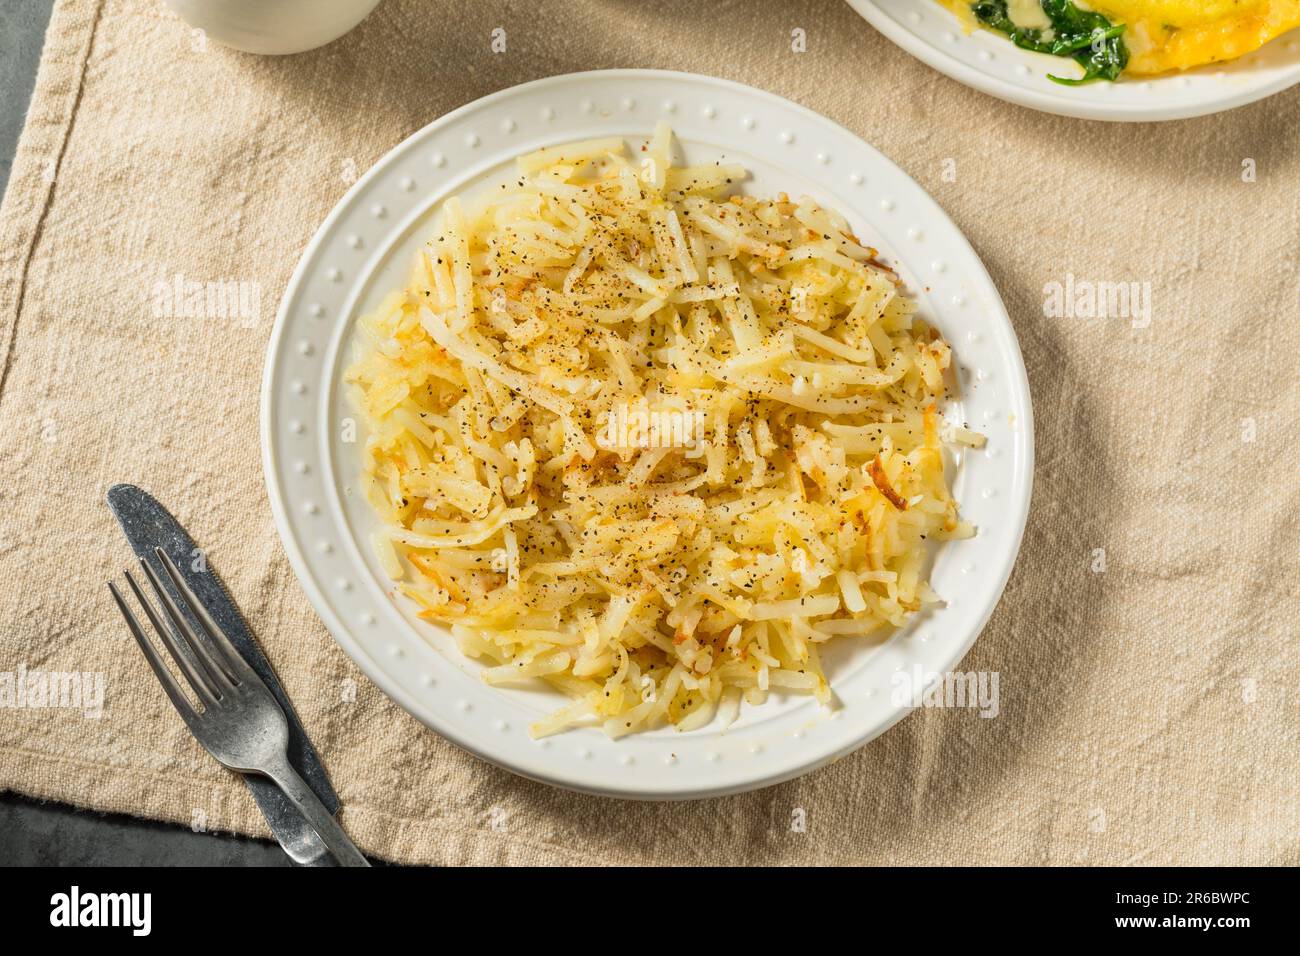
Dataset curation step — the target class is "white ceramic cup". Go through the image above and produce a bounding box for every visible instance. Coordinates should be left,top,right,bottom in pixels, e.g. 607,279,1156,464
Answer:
163,0,385,55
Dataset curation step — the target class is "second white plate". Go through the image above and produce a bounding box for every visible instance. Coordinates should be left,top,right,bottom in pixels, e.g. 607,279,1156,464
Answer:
848,0,1300,121
261,70,1034,799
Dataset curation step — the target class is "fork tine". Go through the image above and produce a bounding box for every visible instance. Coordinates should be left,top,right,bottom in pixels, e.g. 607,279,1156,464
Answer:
154,548,258,684
108,581,202,723
139,552,239,688
130,566,223,705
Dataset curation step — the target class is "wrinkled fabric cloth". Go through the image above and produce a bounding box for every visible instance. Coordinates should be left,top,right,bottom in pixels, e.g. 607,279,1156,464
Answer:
0,0,1296,865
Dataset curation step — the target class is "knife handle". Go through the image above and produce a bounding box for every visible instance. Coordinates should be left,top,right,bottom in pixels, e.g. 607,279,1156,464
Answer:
259,754,371,867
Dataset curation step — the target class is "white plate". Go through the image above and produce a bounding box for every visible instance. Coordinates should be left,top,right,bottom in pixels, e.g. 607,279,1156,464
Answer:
261,70,1034,799
847,0,1300,121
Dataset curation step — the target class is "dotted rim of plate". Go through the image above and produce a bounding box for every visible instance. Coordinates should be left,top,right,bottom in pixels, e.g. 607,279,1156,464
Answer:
849,0,1300,121
260,69,1034,799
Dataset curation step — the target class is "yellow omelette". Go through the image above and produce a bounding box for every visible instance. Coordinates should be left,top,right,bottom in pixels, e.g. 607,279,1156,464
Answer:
939,0,1300,76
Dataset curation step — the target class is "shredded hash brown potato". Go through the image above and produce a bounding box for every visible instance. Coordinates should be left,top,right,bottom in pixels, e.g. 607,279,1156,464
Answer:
345,125,985,738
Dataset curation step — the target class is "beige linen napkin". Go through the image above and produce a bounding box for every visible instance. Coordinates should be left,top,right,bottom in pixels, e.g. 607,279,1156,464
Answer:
0,0,1296,865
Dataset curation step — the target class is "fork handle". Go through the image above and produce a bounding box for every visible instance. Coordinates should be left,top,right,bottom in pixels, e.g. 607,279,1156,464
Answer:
260,755,371,867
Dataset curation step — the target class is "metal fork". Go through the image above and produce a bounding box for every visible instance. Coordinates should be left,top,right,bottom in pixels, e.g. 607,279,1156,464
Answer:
109,548,369,867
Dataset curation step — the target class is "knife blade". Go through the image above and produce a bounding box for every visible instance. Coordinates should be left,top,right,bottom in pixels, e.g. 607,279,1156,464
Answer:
106,483,340,866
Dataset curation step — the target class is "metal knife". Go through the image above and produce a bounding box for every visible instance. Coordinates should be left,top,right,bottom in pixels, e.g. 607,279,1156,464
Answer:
106,483,340,866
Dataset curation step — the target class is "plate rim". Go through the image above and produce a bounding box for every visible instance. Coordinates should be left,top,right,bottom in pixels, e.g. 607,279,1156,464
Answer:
260,68,1036,799
845,0,1300,122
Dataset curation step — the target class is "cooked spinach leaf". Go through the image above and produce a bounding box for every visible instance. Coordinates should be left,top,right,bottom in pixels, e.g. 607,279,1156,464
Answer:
971,0,1129,84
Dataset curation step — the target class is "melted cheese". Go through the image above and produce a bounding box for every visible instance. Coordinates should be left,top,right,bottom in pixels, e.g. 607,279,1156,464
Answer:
1008,0,1052,30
